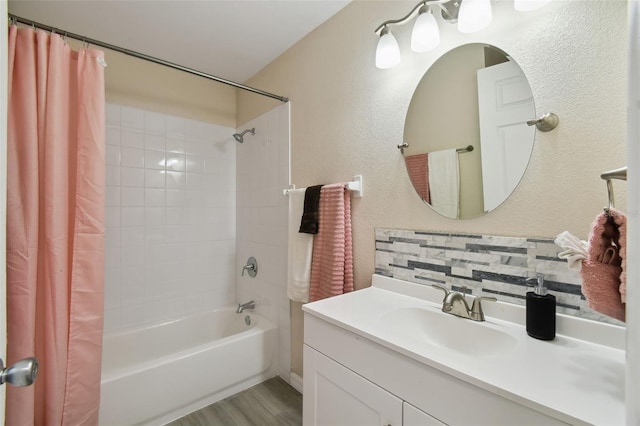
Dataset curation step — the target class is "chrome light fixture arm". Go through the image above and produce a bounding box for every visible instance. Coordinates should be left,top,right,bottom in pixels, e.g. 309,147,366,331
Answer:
375,1,428,35
374,0,452,35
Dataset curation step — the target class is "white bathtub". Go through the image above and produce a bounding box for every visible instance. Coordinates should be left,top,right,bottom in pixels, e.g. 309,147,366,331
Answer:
99,307,277,426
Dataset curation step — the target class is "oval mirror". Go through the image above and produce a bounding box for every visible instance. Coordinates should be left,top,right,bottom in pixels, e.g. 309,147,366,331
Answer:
403,43,535,220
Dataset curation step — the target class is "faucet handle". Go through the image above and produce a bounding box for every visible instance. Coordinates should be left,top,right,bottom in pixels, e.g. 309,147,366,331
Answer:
241,264,254,276
431,284,450,299
470,296,497,321
242,256,258,277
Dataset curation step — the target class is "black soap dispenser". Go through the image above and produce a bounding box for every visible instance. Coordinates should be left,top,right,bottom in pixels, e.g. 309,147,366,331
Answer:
526,273,556,341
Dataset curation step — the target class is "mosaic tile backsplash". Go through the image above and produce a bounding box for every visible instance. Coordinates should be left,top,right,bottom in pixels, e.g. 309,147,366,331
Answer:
375,229,623,325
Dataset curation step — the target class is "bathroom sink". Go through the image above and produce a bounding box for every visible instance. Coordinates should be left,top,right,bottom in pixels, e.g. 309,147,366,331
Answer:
378,306,517,356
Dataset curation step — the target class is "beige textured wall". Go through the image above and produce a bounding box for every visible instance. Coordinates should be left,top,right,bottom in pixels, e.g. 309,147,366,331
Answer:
65,39,237,126
237,0,628,377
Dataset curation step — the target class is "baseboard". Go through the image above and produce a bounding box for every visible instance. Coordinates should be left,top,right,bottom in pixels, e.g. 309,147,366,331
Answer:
278,367,291,384
289,372,303,394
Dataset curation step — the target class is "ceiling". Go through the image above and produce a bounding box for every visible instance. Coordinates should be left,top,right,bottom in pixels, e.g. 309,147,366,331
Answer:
8,0,351,83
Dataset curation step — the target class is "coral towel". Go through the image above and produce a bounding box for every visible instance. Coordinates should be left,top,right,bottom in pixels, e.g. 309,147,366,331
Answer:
309,184,354,302
580,209,627,322
404,153,430,203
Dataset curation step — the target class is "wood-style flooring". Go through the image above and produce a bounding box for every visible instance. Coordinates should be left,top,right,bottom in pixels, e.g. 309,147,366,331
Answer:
167,377,302,426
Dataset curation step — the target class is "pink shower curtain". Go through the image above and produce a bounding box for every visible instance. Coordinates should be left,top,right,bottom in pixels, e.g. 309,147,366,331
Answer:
6,26,106,425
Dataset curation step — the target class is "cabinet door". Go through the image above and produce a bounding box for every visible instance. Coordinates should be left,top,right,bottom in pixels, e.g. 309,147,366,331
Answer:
403,402,447,426
304,345,403,426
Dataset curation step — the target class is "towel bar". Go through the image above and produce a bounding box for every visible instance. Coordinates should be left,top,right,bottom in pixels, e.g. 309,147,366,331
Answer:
283,175,363,198
601,166,627,210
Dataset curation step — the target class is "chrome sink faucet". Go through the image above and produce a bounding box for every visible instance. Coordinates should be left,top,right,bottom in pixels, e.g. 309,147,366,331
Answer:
236,300,255,313
432,284,496,322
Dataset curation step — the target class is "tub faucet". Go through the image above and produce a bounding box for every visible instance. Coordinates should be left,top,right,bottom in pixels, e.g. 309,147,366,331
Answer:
432,284,496,322
236,300,255,313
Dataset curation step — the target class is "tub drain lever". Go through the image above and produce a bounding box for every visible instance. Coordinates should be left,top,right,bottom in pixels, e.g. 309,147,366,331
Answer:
242,256,258,278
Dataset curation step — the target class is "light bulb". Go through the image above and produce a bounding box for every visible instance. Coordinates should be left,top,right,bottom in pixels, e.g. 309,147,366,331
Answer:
375,28,401,69
458,0,493,33
514,0,552,12
411,11,440,53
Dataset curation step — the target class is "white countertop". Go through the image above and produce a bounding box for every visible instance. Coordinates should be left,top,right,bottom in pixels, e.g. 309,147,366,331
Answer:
302,275,626,425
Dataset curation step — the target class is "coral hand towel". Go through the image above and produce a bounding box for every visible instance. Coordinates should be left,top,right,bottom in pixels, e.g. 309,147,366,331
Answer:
309,184,354,302
580,209,626,322
609,209,628,303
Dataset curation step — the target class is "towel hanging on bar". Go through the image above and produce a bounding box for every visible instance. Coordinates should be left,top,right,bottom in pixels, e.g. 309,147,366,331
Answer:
287,189,313,303
580,208,627,322
308,184,354,302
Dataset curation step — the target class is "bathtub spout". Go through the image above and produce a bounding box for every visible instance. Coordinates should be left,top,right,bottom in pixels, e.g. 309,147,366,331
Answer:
236,300,255,313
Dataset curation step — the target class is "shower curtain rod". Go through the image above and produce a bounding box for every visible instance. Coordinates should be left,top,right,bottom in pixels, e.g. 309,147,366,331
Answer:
8,14,290,103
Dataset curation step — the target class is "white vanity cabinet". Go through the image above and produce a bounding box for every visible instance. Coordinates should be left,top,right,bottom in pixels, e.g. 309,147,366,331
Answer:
303,345,403,426
403,402,445,426
302,276,625,425
304,345,444,426
303,314,562,426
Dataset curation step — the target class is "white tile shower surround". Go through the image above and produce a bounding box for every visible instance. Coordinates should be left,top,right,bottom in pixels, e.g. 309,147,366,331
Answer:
235,103,291,381
104,103,237,333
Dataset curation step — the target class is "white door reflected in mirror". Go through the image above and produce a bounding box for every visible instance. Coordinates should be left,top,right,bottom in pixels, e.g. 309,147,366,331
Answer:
477,60,535,212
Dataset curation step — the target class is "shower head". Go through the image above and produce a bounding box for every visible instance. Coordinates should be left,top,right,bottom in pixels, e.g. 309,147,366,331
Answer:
233,128,255,143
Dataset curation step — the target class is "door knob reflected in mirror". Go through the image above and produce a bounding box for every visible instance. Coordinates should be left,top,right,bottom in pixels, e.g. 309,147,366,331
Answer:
0,357,39,386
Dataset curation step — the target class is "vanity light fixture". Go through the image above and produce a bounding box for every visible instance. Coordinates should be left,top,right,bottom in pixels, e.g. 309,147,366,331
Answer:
375,27,401,69
411,5,440,53
375,0,457,69
375,0,551,69
457,0,493,33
